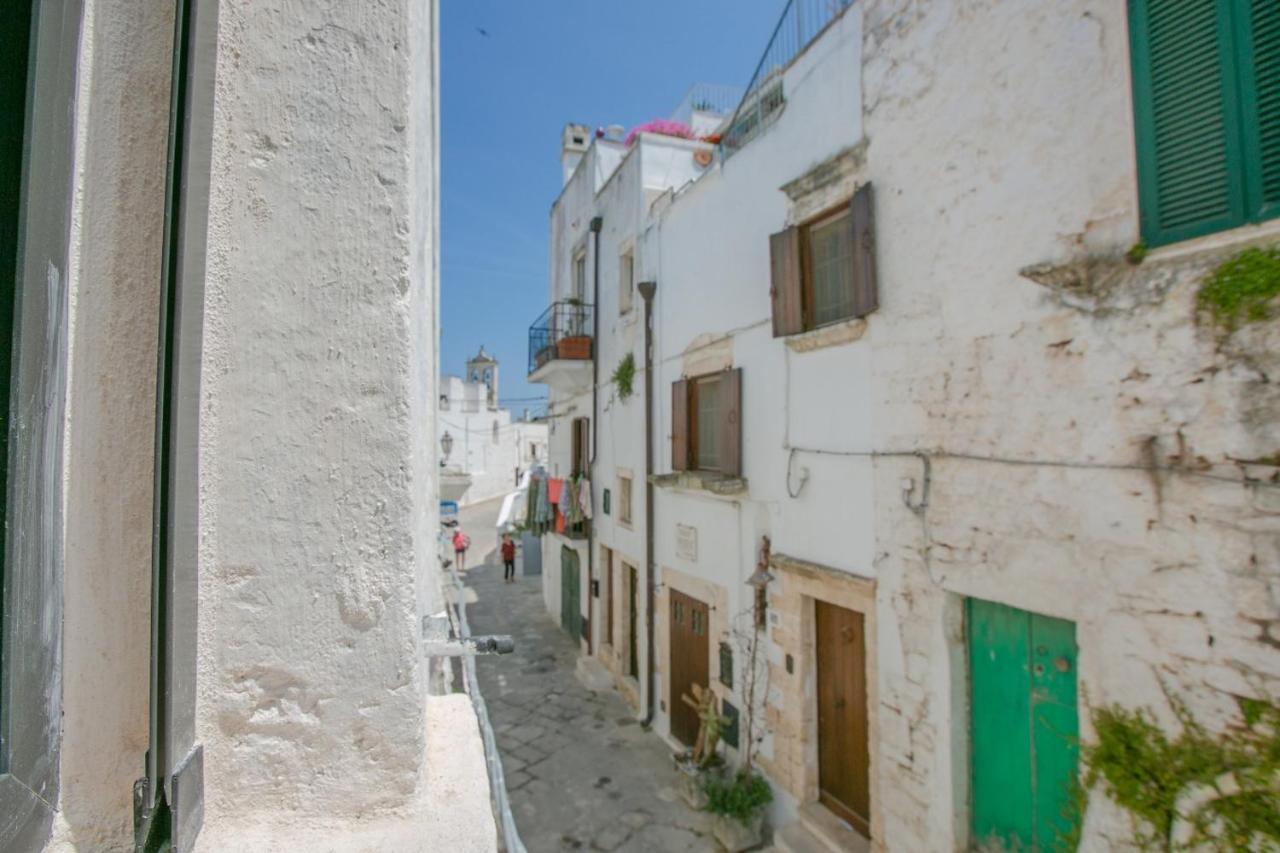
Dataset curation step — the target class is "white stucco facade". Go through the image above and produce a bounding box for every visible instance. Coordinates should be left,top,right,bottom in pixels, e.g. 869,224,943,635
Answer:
538,2,1279,851
8,1,496,851
438,371,547,508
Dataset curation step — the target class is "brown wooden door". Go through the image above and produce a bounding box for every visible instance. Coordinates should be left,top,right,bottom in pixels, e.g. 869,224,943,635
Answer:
816,601,871,836
669,589,710,747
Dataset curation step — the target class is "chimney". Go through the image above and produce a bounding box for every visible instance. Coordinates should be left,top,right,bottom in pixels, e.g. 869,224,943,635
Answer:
561,122,590,186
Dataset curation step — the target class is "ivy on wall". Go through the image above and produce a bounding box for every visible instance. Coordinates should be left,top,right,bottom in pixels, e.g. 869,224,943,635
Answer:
1083,697,1280,851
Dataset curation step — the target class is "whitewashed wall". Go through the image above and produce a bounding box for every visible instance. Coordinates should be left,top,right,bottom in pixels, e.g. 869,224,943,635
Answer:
641,9,868,820
438,375,546,507
858,1,1280,850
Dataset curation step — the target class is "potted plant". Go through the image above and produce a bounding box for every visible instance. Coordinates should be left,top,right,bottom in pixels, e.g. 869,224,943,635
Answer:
673,684,727,808
702,769,772,852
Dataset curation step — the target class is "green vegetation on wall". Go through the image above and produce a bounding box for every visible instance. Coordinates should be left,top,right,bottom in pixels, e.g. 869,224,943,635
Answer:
611,351,636,401
1084,698,1280,851
1196,246,1280,333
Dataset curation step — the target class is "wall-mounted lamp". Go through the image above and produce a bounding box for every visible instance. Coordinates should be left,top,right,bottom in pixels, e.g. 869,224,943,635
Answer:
441,430,454,462
746,535,774,631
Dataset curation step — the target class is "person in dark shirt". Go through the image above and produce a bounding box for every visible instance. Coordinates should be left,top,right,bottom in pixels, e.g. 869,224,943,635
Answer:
501,534,517,582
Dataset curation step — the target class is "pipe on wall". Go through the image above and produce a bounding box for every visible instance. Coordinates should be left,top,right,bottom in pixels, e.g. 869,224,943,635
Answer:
637,279,657,727
587,215,602,654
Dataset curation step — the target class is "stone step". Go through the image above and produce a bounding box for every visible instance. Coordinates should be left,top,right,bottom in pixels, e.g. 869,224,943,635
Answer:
773,821,833,853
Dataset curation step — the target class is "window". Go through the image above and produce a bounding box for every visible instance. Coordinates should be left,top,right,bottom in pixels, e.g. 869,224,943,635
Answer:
619,249,634,315
693,375,722,470
1129,0,1279,246
770,183,877,336
439,393,449,410
571,416,590,476
572,248,587,302
492,420,500,443
618,472,633,526
671,368,742,476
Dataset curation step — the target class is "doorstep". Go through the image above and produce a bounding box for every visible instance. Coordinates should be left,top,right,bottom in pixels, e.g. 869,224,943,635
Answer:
575,655,614,692
773,803,869,853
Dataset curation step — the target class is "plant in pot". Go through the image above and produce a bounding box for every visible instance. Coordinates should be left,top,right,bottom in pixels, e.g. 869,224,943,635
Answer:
702,768,772,852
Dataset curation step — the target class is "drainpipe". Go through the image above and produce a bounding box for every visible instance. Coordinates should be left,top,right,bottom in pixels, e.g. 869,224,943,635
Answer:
588,216,602,654
637,279,657,726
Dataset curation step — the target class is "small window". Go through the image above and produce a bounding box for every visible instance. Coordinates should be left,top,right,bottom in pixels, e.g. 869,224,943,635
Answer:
770,183,877,337
618,473,633,526
572,249,587,302
693,375,722,471
807,209,855,327
571,416,589,477
439,394,449,410
671,369,742,477
619,249,634,315
492,420,500,443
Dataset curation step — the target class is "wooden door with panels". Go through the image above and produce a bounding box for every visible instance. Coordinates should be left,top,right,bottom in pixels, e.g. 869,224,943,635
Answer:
668,589,710,747
815,600,871,837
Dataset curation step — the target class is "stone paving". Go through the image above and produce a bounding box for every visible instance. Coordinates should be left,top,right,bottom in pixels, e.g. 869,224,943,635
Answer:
458,501,718,853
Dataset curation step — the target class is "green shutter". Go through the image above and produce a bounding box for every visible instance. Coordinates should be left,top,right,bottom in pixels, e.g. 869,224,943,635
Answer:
1130,0,1247,246
1237,0,1280,219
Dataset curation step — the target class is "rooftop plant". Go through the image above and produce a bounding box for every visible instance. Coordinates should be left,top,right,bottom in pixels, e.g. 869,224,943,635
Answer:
624,119,696,147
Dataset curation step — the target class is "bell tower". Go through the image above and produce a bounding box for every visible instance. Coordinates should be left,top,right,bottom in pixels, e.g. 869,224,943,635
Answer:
466,346,498,410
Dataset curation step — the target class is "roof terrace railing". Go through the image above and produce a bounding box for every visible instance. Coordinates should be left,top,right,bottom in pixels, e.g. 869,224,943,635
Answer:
721,0,855,157
669,83,746,127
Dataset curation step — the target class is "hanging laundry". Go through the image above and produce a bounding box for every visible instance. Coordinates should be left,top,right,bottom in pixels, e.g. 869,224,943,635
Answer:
548,477,564,506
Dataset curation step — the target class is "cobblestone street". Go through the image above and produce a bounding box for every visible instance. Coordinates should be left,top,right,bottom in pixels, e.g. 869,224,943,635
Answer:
459,502,718,853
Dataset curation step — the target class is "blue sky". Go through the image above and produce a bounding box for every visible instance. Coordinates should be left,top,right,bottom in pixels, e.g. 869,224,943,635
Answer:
440,1,785,412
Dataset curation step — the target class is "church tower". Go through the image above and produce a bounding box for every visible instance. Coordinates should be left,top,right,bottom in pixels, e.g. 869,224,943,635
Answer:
466,346,498,410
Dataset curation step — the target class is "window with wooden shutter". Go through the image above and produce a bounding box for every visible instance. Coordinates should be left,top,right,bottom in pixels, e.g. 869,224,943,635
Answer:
771,184,878,337
572,416,589,476
671,379,689,471
1129,0,1280,246
673,370,742,476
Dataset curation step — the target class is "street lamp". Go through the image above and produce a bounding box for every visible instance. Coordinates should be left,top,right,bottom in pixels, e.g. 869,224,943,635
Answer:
440,431,453,463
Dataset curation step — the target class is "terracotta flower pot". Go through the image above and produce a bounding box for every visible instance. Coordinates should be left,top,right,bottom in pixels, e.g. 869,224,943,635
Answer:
557,335,592,360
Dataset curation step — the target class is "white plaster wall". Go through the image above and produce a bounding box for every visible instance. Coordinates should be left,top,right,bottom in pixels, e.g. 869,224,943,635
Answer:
638,9,870,778
856,1,1280,849
196,0,447,840
46,0,174,848
438,376,546,507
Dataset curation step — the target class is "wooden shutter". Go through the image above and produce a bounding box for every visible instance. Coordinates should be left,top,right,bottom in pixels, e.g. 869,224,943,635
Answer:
671,379,689,471
572,416,589,476
849,183,878,318
719,368,742,478
1129,0,1247,245
769,227,803,337
1239,0,1280,219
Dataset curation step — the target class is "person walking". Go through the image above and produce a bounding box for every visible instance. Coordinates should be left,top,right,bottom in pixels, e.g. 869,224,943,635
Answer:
501,533,517,583
452,527,471,572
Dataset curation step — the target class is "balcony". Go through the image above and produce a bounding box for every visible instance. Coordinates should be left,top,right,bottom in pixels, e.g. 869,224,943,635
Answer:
527,300,594,394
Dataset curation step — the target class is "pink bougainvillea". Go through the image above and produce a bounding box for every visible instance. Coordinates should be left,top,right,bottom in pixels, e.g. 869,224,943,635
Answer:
624,119,696,147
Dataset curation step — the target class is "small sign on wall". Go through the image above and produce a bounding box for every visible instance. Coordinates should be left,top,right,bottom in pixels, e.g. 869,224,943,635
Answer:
676,524,697,561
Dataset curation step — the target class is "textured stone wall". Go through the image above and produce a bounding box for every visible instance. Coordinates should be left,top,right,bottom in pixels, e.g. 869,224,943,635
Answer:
857,1,1280,848
196,0,441,835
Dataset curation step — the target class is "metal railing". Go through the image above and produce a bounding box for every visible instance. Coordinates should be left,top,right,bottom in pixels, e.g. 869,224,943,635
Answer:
669,82,746,127
527,300,594,376
721,0,855,156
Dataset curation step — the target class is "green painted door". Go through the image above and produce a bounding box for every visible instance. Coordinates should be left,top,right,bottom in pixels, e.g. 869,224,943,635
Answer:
968,598,1079,851
560,546,580,641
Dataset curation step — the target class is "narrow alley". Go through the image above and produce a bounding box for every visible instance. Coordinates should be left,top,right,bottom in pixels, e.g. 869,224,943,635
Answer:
458,501,719,853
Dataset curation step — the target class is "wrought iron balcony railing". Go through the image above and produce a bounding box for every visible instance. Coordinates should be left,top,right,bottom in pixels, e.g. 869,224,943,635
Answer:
527,300,594,376
721,0,854,157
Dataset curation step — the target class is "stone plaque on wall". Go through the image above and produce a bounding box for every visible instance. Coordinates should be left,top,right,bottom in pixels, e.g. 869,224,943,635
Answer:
676,523,697,561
